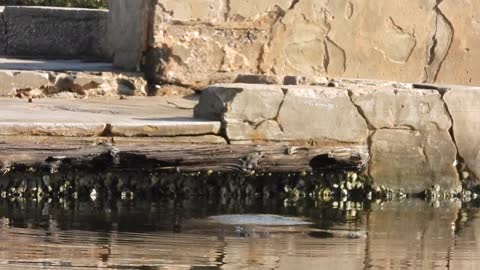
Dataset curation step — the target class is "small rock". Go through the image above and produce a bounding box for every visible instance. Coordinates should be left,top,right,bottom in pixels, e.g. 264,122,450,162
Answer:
54,74,76,91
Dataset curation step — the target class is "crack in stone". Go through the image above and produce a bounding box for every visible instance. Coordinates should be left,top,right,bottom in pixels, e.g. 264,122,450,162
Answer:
439,89,472,183
323,40,330,73
321,8,346,75
252,88,287,132
257,0,301,73
323,37,347,74
273,88,288,132
424,0,454,83
157,2,174,19
223,0,231,22
346,88,374,179
346,89,375,130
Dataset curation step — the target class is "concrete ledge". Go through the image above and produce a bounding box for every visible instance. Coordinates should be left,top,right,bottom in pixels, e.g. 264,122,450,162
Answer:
0,96,223,139
110,122,221,137
0,6,110,59
0,122,106,137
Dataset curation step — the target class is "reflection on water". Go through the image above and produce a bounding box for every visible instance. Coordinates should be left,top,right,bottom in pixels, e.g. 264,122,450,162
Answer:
0,198,478,269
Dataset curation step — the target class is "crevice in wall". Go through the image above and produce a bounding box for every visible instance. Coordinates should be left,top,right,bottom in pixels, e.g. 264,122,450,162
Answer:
346,89,375,130
250,88,288,132
438,89,476,186
324,37,347,75
321,8,347,77
223,0,231,22
323,40,330,74
423,0,454,83
257,0,301,74
346,89,375,179
273,88,288,132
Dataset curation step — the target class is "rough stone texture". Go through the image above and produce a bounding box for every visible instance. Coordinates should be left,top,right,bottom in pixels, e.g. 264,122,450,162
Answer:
108,0,151,71
194,84,369,144
1,6,110,59
113,135,227,144
0,71,50,96
444,87,480,180
194,84,285,122
435,0,480,85
370,129,459,193
276,86,368,143
146,0,480,87
0,70,148,97
145,24,267,88
347,82,462,190
110,122,222,137
0,123,106,137
350,85,452,131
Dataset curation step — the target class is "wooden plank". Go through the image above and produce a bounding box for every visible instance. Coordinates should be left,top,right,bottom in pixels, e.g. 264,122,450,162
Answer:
0,137,369,173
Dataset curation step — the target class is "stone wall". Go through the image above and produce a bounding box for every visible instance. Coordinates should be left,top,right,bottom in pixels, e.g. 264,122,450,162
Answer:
144,0,480,88
108,0,151,71
0,6,110,59
193,78,480,193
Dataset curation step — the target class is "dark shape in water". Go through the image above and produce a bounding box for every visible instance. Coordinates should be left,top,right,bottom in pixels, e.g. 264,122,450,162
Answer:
209,214,313,226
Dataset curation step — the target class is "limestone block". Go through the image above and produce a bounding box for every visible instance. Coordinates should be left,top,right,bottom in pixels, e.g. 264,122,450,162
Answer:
369,129,459,193
0,71,50,96
325,0,437,82
435,0,480,85
277,86,369,143
350,85,452,131
444,87,480,180
194,84,369,144
225,119,285,143
261,0,437,80
194,84,285,123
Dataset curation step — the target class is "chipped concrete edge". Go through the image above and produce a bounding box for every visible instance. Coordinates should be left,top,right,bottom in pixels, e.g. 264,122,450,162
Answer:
0,70,148,97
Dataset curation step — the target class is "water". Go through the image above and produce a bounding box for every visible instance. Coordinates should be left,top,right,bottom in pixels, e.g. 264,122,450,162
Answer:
0,197,478,269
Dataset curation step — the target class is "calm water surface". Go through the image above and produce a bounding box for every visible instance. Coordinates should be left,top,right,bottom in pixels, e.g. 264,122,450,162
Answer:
0,198,478,270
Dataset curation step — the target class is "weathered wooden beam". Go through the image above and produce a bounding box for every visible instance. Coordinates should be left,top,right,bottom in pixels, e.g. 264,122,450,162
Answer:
0,137,369,173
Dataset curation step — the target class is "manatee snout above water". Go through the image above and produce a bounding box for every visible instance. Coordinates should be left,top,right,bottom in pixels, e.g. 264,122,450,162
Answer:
208,214,366,239
209,214,313,226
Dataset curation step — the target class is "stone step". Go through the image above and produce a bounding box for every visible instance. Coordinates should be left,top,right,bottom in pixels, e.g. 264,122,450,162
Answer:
193,81,480,193
0,96,222,139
